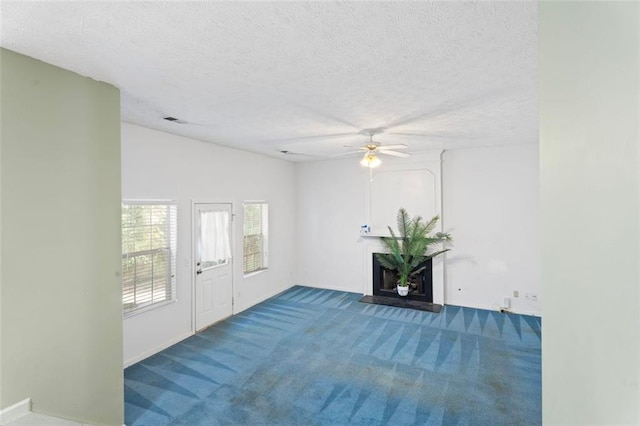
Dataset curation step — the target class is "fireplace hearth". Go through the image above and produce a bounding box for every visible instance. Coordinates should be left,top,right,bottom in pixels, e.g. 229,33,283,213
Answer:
360,253,442,313
373,253,433,302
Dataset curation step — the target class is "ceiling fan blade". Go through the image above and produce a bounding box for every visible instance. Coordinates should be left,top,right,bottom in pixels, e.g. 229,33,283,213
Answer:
378,144,407,150
379,150,410,158
332,150,365,157
386,131,477,140
264,132,359,144
343,145,367,149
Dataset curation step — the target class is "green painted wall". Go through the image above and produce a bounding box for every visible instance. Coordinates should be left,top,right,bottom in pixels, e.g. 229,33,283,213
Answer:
0,49,123,425
540,2,640,424
0,48,3,416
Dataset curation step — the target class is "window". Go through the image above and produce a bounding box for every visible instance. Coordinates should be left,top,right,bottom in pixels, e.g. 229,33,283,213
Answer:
122,202,177,315
243,202,268,274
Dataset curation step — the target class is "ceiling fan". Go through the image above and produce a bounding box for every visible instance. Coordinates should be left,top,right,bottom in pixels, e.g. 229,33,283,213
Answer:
342,132,410,168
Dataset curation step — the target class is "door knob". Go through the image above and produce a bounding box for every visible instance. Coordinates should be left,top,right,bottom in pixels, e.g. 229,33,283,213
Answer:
196,269,203,275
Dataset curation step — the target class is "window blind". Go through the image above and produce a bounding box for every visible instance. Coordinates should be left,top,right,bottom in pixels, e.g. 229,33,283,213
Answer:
122,202,177,315
243,202,268,274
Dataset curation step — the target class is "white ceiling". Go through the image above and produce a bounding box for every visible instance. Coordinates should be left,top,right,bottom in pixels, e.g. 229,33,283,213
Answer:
0,1,537,161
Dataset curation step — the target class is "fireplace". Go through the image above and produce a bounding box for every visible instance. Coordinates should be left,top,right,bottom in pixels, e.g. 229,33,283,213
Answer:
372,253,433,303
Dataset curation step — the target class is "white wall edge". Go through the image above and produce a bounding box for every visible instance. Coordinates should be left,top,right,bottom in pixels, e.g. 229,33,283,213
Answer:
234,284,296,314
294,282,361,295
450,301,541,317
124,331,194,368
0,398,31,425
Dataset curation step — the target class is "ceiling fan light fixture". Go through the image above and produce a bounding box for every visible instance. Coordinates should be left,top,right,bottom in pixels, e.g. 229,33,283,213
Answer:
360,153,381,168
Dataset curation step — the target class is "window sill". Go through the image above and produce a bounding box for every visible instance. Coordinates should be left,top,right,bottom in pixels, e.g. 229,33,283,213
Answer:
124,299,177,319
244,268,267,279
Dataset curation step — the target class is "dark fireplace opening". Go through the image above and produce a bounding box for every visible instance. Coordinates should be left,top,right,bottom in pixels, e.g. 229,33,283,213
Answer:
372,253,433,303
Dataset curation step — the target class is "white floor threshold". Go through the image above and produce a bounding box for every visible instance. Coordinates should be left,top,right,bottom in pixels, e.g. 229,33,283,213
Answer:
6,413,85,426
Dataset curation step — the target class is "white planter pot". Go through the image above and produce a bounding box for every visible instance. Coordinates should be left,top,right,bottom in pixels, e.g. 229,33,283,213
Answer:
397,286,409,296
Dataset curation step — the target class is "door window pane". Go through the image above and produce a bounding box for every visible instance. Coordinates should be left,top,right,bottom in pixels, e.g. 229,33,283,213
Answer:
199,210,231,269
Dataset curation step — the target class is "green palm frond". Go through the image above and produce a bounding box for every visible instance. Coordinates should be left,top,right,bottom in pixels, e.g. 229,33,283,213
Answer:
422,215,440,236
375,252,400,270
425,248,450,260
396,208,410,239
377,208,452,286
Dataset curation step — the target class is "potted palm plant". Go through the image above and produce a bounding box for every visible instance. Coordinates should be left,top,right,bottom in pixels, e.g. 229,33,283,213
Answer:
376,208,451,296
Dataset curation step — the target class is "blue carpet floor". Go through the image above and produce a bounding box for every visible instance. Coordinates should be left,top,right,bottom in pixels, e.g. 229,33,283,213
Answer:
125,286,541,425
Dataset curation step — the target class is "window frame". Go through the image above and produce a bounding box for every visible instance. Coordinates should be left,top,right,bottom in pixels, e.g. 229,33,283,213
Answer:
121,200,178,317
242,201,269,276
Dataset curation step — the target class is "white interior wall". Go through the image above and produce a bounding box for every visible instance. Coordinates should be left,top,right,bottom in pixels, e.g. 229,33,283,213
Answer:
295,158,367,293
442,144,540,315
295,154,444,296
122,123,297,366
296,145,540,315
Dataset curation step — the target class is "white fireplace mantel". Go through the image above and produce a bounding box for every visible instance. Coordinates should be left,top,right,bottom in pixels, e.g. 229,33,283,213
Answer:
360,150,445,305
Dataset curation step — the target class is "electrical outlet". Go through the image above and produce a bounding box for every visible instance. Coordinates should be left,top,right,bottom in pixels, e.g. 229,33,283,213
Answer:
525,292,538,302
501,296,510,309
513,290,519,298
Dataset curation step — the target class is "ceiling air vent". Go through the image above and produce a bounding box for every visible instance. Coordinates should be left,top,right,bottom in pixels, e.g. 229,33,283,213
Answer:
163,116,186,124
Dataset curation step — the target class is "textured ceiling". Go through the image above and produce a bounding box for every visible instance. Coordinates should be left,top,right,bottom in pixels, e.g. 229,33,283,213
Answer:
0,1,537,161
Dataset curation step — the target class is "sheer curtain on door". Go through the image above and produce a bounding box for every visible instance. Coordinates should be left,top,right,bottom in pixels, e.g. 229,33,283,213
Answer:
198,210,231,267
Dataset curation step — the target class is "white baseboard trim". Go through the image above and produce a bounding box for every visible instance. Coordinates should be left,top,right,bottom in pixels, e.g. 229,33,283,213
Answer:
295,282,362,294
124,331,194,368
233,284,296,315
0,398,31,425
444,301,542,317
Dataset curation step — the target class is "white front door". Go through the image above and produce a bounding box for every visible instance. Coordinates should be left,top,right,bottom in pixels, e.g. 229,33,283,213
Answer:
194,203,233,331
